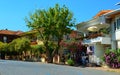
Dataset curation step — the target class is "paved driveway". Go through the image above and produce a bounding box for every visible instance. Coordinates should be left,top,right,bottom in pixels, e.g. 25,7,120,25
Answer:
0,60,119,75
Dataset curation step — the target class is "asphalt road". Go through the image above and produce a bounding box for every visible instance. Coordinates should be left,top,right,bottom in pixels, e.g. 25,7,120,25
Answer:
0,60,119,75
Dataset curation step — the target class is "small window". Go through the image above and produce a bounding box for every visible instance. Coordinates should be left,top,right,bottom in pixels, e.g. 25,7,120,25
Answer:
3,36,7,43
66,35,70,40
119,18,120,29
114,21,116,31
116,18,120,30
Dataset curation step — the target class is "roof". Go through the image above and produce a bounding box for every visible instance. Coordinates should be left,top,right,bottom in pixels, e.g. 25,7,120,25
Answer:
0,30,23,36
31,41,37,45
104,8,120,18
20,30,37,36
69,31,77,38
94,10,113,18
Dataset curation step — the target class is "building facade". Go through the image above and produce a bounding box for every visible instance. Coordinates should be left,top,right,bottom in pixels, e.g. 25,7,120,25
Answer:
104,9,120,49
0,29,23,43
76,9,120,64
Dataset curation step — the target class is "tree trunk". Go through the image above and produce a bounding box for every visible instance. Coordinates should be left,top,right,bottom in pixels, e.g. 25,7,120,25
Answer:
44,40,53,63
56,39,62,54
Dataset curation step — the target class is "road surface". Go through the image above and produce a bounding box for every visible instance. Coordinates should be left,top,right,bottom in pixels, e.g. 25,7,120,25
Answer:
0,60,119,75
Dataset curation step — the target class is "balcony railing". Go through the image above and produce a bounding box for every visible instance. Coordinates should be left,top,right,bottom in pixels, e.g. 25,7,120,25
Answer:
83,36,111,44
86,33,102,39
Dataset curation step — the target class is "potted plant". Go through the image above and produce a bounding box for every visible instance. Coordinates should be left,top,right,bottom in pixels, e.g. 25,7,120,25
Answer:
67,59,74,66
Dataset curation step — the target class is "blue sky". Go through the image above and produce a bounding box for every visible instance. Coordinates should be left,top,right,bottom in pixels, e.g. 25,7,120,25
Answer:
0,0,120,31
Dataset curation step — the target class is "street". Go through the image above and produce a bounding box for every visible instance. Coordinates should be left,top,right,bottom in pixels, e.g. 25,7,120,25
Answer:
0,60,119,75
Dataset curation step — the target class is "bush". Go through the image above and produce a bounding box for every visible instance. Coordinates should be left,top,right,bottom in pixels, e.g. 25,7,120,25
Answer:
67,59,74,66
103,49,120,68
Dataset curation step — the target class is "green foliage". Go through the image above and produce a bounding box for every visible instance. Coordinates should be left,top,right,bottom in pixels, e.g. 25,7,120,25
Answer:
31,45,45,54
21,30,39,44
67,59,74,66
8,38,31,53
101,56,105,62
103,49,120,68
0,42,5,51
100,27,110,34
15,38,30,52
0,42,8,51
25,4,75,57
8,40,17,52
117,56,120,62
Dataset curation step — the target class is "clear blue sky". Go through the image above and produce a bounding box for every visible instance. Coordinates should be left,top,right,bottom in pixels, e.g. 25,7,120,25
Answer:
0,0,120,31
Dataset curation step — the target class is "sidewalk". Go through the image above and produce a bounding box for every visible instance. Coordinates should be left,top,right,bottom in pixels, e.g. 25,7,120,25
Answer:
88,67,120,73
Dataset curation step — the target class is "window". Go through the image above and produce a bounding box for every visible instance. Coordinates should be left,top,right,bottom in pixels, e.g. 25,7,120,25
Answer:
66,35,70,40
116,18,120,30
114,21,116,31
119,18,120,28
3,36,7,43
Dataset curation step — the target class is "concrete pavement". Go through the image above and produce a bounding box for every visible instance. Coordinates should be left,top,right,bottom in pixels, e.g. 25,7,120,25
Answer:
0,60,119,75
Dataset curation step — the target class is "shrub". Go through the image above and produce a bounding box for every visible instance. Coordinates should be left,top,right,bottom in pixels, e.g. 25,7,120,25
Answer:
103,49,120,68
67,59,74,66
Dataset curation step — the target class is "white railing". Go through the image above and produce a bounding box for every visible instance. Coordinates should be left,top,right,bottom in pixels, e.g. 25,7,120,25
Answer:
83,36,111,44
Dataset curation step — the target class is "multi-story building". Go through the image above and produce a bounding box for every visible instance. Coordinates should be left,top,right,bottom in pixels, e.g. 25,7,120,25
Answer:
104,8,120,49
76,9,120,64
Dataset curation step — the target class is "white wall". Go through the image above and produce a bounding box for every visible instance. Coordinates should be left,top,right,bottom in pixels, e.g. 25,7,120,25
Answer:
115,15,120,41
116,30,120,41
111,20,117,49
94,43,105,57
111,41,117,50
110,15,120,50
111,20,116,40
89,43,105,64
117,41,120,48
101,37,111,44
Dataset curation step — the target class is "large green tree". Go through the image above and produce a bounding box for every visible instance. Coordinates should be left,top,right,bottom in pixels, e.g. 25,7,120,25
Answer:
25,4,75,61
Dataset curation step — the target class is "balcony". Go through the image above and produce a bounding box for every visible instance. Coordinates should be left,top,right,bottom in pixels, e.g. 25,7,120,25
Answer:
77,16,109,32
87,16,105,26
83,36,111,44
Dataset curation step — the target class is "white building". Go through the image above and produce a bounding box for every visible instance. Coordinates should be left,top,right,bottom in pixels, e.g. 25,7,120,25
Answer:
76,9,120,64
104,9,120,49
